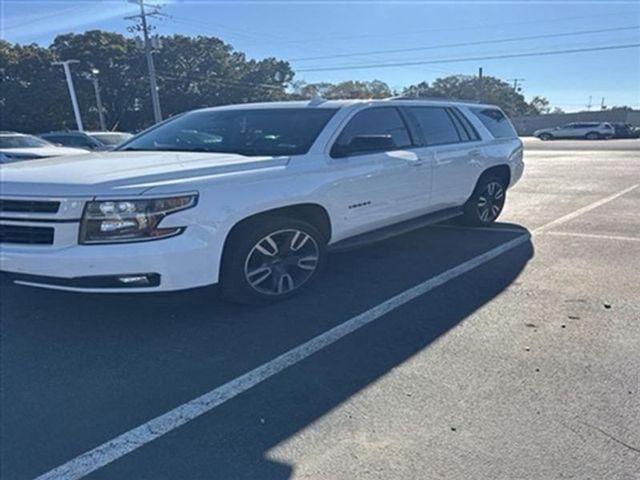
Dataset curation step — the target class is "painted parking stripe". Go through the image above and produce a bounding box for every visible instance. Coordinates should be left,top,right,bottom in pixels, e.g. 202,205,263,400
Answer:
34,184,639,480
544,231,640,243
533,183,638,233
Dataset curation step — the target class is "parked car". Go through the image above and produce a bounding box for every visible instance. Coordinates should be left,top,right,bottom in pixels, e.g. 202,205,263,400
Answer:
533,122,614,140
40,131,133,151
0,131,88,163
610,123,640,139
0,99,524,303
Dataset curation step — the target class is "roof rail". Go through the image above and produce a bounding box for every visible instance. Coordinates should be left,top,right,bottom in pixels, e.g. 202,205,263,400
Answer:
386,96,482,104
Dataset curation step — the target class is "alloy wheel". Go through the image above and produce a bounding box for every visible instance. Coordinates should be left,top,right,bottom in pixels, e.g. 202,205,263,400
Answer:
244,229,320,296
477,181,505,223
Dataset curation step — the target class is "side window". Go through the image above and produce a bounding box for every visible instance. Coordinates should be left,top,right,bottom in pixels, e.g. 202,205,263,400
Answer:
448,107,480,141
332,107,412,157
469,107,517,139
410,107,461,146
44,135,66,145
68,136,96,148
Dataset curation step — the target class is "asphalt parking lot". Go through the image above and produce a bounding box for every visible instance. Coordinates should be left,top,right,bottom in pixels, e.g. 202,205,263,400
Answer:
1,138,639,480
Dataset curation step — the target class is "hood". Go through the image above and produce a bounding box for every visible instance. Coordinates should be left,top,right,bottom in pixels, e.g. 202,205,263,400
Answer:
0,146,88,158
0,151,289,197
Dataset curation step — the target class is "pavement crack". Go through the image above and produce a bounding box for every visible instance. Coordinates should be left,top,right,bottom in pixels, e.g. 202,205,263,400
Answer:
579,420,640,454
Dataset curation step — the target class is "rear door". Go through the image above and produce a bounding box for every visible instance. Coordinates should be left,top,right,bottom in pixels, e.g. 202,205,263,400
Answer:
405,106,482,209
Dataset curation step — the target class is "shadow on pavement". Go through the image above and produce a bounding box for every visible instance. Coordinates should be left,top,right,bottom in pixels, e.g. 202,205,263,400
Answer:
1,223,533,479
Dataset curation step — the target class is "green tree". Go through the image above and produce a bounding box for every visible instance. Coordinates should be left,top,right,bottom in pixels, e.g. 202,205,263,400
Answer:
529,96,550,114
0,40,71,133
294,80,392,100
403,75,548,116
1,31,294,133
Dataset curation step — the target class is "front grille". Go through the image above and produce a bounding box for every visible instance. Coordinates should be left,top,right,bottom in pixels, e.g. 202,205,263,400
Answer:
0,225,54,245
0,199,60,214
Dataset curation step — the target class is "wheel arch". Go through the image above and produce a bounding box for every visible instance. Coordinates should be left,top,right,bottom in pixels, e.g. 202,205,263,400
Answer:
478,164,511,189
219,202,332,272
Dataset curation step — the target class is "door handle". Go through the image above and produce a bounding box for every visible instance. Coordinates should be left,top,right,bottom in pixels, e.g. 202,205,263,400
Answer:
407,158,425,167
469,149,482,157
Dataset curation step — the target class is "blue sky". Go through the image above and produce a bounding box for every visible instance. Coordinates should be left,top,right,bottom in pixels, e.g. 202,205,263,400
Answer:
2,0,639,111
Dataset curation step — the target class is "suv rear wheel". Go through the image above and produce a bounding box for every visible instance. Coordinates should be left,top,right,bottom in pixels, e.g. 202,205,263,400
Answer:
585,131,601,140
220,217,326,304
460,175,507,226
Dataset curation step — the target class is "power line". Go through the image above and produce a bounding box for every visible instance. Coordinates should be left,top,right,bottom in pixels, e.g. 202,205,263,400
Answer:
3,5,95,31
225,11,640,48
169,15,461,77
289,25,640,62
296,43,640,73
158,73,284,92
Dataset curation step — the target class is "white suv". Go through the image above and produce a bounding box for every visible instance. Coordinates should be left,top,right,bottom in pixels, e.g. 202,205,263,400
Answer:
534,122,614,140
0,99,523,303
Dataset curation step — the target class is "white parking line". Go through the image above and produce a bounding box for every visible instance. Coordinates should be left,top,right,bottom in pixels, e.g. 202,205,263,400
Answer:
544,231,640,243
34,184,640,480
533,184,639,233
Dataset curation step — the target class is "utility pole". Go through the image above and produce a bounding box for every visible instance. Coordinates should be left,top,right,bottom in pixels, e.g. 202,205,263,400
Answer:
477,67,483,102
600,97,606,110
53,60,84,131
126,0,162,123
90,68,106,131
587,96,593,111
510,78,525,92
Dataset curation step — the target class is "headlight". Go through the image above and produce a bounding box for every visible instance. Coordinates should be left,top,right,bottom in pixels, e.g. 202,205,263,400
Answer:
79,194,198,244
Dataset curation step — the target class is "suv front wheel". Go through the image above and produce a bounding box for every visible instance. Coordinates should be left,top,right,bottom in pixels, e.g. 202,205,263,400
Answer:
220,217,326,304
461,175,507,226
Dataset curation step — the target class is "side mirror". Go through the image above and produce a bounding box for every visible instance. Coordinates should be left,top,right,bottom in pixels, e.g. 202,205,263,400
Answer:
333,134,396,157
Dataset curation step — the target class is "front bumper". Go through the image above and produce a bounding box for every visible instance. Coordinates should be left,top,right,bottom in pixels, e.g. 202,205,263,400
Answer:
0,228,219,293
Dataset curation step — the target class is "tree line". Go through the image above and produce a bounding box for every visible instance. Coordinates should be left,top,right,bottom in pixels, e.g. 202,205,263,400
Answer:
2,30,553,133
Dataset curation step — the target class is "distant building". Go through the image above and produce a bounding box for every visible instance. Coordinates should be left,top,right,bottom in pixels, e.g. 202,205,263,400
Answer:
510,109,640,136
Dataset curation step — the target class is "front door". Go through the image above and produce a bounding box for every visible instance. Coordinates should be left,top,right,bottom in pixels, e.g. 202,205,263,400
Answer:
322,106,432,240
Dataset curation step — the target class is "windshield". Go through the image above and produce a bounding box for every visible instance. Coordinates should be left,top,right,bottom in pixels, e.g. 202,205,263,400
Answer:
120,108,338,156
90,133,133,146
0,135,52,149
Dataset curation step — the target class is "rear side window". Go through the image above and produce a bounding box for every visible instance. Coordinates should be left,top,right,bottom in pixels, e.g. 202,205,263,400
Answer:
448,108,480,141
409,107,461,145
42,135,67,145
470,107,517,139
332,107,412,156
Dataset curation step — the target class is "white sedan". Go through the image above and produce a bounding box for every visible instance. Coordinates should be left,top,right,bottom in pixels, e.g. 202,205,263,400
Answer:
0,132,87,163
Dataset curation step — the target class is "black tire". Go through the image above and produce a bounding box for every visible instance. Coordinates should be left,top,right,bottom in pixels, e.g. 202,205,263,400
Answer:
585,132,601,140
220,216,327,304
538,133,553,141
460,175,507,226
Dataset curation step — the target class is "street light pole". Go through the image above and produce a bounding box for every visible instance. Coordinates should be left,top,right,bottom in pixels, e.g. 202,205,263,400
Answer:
53,60,84,131
90,68,107,131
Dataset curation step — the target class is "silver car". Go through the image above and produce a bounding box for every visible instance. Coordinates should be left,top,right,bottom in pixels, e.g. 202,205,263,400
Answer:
534,122,614,140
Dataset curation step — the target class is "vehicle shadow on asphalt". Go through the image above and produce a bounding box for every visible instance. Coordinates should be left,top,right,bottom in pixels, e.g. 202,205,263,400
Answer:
1,223,533,479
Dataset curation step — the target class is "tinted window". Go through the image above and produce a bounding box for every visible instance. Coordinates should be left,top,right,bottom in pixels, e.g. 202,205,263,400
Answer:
90,133,133,146
41,135,68,145
409,107,461,145
449,108,480,141
121,108,338,156
68,135,99,148
0,135,52,148
470,108,517,139
332,107,412,156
